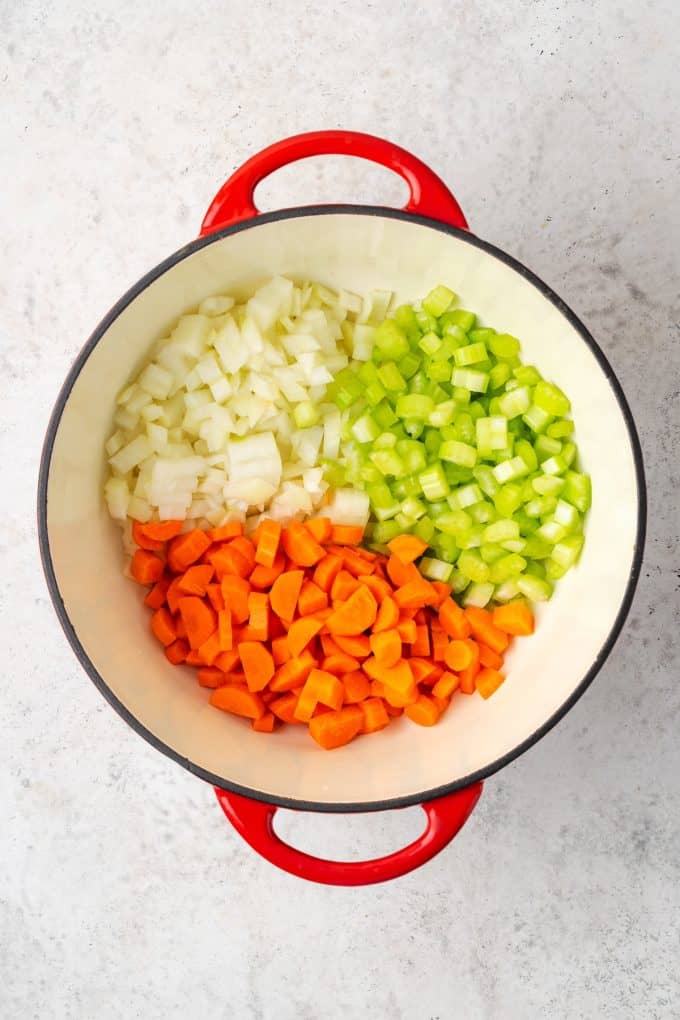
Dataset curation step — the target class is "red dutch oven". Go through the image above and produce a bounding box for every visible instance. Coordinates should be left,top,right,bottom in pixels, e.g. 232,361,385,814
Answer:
38,131,645,885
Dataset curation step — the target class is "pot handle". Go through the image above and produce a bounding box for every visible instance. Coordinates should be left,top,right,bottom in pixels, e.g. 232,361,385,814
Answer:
214,783,482,886
200,130,468,235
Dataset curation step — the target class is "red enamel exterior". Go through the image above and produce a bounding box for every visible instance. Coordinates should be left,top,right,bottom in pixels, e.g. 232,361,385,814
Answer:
202,129,478,885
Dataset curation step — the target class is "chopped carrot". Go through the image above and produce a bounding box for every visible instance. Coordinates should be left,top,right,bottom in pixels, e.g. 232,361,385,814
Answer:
331,570,361,602
322,653,360,674
150,607,176,646
270,692,304,724
294,669,344,722
386,555,421,588
361,574,394,601
329,525,364,545
165,638,189,665
270,652,317,692
131,549,164,586
459,660,480,694
359,697,390,733
205,583,225,612
385,703,404,717
185,649,204,667
478,642,504,670
221,576,251,624
198,631,222,666
340,549,375,578
238,641,275,692
167,530,211,573
166,576,185,614
439,598,471,639
249,552,286,590
305,517,332,543
209,685,265,720
270,569,304,622
343,670,371,704
369,629,402,668
144,575,170,610
178,563,214,596
230,536,257,572
254,519,282,568
252,712,276,733
214,649,240,673
394,579,439,610
411,623,431,657
138,520,184,542
464,606,510,654
429,619,449,662
197,667,227,688
433,671,460,699
178,596,217,650
364,657,414,694
308,706,363,750
405,694,441,726
382,682,419,708
287,616,324,657
476,667,505,699
247,592,269,641
397,618,418,644
409,657,438,685
312,554,343,593
332,634,370,659
387,534,428,564
281,521,326,567
132,520,164,552
373,595,399,634
217,610,233,651
209,545,251,580
298,580,328,616
272,635,291,666
326,585,377,635
320,634,343,657
206,521,243,542
492,601,535,636
444,639,475,672
431,581,452,606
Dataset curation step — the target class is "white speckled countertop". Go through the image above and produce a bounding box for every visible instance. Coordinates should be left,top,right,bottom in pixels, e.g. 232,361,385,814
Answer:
2,1,679,1017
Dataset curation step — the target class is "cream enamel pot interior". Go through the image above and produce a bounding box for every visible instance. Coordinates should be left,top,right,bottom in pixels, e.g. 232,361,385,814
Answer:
39,132,645,886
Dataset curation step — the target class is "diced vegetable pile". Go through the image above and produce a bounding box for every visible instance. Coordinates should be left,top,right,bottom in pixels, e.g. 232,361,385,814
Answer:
131,516,534,749
104,277,591,748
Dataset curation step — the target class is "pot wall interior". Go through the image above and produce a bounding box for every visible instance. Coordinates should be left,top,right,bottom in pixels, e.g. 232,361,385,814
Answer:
45,212,640,806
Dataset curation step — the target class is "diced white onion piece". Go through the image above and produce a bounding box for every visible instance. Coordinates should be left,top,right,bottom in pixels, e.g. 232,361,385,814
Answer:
104,476,130,520
110,435,153,474
324,487,370,527
199,295,235,316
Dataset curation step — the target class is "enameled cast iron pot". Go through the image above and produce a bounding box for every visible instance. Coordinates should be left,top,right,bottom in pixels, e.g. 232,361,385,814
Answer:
38,131,645,885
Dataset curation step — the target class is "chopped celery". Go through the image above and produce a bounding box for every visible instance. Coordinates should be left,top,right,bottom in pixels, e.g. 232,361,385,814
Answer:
403,418,425,438
532,474,564,496
423,285,457,317
516,575,553,601
415,309,438,334
483,519,519,543
489,553,527,583
562,471,592,511
374,319,410,360
439,440,477,468
452,368,489,393
494,483,523,516
396,439,428,473
398,352,422,380
448,483,483,509
463,582,495,607
458,549,490,583
497,386,531,419
522,404,553,433
515,438,538,473
541,454,568,476
377,361,407,392
435,510,473,535
454,342,488,367
547,419,574,439
513,365,542,386
476,416,508,453
418,463,450,500
492,456,529,484
365,381,388,406
419,556,454,582
551,534,584,568
489,362,512,390
448,566,470,594
534,434,562,462
488,333,521,359
428,401,456,427
395,394,435,419
419,332,442,355
446,309,476,332
534,380,571,416
370,449,406,478
350,412,381,444
413,516,436,544
373,400,398,430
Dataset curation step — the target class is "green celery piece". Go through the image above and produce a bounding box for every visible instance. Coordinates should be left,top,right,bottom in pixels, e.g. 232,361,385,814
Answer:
467,501,495,524
426,359,453,382
489,553,527,583
534,434,562,462
424,429,442,456
371,520,403,545
452,386,471,404
476,416,508,454
435,509,473,535
374,319,410,361
489,362,512,391
446,309,476,332
439,314,467,341
413,515,436,544
418,331,442,356
532,474,564,496
332,367,364,409
439,440,477,468
401,497,427,520
483,518,520,543
458,549,490,583
423,285,457,317
396,439,428,473
395,394,435,420
469,328,496,344
403,418,425,439
393,304,420,336
428,383,450,403
493,483,523,516
488,333,521,359
393,512,414,530
535,519,568,544
419,556,454,582
409,371,429,394
415,309,439,334
525,496,557,518
351,412,381,444
545,559,568,581
365,380,388,406
547,419,575,439
463,582,495,607
451,368,489,393
398,352,422,380
428,401,456,427
358,361,380,385
498,385,531,419
553,498,580,531
473,464,500,497
432,533,459,561
492,579,520,602
418,463,450,500
515,438,538,472
373,400,398,430
453,342,488,367
561,441,577,467
448,482,483,509
533,380,571,416
368,481,399,511
370,449,406,478
443,463,474,487
377,361,407,392
522,404,553,433
467,400,486,420
541,454,568,476
516,574,553,601
373,431,397,449
480,542,506,564
522,536,553,559
524,560,547,578
448,566,470,593
454,412,475,444
513,365,542,386
562,471,592,512
551,534,584,569
493,456,529,484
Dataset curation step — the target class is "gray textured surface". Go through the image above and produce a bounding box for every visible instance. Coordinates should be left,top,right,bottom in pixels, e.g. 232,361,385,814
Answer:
1,1,679,1017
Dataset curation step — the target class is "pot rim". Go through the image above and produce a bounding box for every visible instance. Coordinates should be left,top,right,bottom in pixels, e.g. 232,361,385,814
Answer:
37,204,647,813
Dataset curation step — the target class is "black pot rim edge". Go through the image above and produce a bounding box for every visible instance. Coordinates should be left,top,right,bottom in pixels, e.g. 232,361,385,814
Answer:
37,204,647,815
